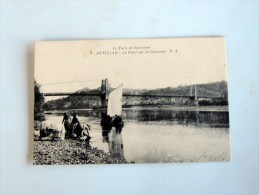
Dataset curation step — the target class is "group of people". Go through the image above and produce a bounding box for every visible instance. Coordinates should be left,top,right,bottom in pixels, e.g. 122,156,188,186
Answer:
62,112,91,142
101,114,123,127
62,112,124,143
101,113,124,134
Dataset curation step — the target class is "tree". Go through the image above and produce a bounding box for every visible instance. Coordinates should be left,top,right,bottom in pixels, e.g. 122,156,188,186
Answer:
34,80,45,120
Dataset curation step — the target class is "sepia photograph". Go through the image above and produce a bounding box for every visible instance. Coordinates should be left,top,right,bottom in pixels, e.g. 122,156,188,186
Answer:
33,37,230,165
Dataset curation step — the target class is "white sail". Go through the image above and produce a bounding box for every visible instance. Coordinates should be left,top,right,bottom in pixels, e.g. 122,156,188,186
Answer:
107,84,123,116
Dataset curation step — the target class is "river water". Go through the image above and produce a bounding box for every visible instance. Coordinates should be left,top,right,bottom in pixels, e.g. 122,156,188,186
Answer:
45,106,230,163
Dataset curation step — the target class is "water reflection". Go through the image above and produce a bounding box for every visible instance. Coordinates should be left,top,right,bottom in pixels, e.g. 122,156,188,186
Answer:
102,126,124,159
115,125,123,134
55,108,229,128
122,109,229,127
102,129,110,143
101,119,112,143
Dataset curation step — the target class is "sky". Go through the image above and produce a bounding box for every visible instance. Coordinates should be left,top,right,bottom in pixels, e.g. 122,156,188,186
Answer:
35,37,228,96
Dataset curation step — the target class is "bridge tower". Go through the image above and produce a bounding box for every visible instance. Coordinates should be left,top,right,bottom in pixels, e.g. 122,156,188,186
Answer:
190,86,199,106
190,86,193,96
101,79,109,108
194,86,199,106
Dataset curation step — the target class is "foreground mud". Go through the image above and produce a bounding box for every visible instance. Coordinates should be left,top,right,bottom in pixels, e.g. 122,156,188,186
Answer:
33,140,129,165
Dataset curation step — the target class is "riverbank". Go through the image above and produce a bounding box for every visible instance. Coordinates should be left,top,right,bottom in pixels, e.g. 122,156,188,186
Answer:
33,139,130,165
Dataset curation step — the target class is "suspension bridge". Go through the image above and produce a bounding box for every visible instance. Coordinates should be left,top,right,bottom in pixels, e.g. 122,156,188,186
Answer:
42,79,224,107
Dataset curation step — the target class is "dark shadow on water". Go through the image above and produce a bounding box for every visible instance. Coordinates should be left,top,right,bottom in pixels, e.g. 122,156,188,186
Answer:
109,128,124,159
56,109,229,128
122,109,229,126
102,126,124,159
102,126,111,143
115,125,123,134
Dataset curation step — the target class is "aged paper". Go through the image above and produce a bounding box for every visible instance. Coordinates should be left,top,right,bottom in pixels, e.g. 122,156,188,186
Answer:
34,37,230,164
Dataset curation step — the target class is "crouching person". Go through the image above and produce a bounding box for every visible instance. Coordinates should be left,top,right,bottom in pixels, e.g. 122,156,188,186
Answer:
80,124,91,143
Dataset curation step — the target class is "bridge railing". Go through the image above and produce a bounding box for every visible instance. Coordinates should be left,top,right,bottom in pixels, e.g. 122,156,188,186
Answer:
43,92,223,99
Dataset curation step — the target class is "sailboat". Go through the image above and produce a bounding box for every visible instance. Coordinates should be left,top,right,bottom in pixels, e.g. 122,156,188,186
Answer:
101,84,124,128
107,84,123,117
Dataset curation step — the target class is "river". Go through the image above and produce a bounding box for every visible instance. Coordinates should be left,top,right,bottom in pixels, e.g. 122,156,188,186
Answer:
44,106,230,163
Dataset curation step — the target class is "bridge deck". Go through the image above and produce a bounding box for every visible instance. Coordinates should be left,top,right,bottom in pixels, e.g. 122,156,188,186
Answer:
43,92,222,99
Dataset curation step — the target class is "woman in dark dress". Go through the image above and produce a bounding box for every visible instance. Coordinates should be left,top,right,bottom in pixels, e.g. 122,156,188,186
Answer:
71,114,81,138
62,112,71,138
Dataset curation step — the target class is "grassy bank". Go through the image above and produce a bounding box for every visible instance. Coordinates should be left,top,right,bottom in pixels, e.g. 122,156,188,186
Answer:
33,139,129,165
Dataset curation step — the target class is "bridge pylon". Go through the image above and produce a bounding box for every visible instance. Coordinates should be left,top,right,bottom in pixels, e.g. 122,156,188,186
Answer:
101,79,109,108
190,86,199,106
194,86,198,106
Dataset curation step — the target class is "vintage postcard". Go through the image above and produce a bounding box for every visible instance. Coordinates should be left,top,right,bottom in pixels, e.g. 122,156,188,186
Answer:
33,37,230,165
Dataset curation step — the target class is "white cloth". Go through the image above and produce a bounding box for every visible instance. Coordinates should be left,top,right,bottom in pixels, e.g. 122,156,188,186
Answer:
107,85,123,116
